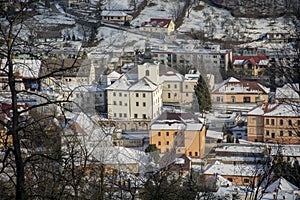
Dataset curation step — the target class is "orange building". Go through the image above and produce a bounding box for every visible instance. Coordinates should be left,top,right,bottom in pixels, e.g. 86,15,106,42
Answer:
247,102,300,144
149,112,206,158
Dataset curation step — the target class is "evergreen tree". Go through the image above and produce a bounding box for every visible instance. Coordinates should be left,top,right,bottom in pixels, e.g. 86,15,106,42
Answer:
194,75,212,117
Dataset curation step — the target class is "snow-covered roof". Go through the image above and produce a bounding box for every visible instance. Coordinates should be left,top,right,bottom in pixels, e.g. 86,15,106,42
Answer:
129,77,157,91
151,123,185,130
204,161,264,177
265,177,299,193
101,10,129,17
159,71,184,83
212,80,269,94
106,75,131,90
263,102,300,117
215,145,265,154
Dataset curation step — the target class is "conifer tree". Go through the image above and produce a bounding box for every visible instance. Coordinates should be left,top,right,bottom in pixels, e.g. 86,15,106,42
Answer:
194,75,212,117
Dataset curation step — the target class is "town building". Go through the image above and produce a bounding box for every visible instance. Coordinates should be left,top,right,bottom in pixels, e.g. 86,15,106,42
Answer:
151,44,232,82
247,102,300,144
106,62,162,130
204,161,265,187
101,11,133,23
211,77,269,112
140,18,175,35
149,112,206,158
232,54,269,77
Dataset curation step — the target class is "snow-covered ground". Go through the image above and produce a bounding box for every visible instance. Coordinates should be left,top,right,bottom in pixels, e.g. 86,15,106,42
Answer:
179,1,297,41
131,0,185,27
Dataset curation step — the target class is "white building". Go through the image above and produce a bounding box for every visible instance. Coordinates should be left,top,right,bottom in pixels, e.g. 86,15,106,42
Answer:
106,62,162,121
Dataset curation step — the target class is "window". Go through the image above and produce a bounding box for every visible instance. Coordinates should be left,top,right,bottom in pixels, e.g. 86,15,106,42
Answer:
119,93,122,97
114,113,116,117
244,179,250,183
189,152,192,156
166,141,169,145
113,101,116,105
266,130,270,136
217,96,223,102
280,119,284,125
119,101,122,106
174,84,177,89
113,92,116,96
195,152,198,157
266,119,270,125
271,133,275,138
143,102,146,107
227,178,233,182
288,120,292,126
136,102,139,106
124,94,127,97
158,141,161,146
167,84,170,88
143,93,146,98
243,96,250,103
231,96,235,103
168,93,171,98
186,93,189,97
166,132,169,136
158,132,161,136
280,131,283,136
271,119,275,125
143,114,147,119
124,113,127,118
145,70,150,76
136,93,139,97
124,103,127,106
289,131,293,136
119,113,122,118
134,114,138,118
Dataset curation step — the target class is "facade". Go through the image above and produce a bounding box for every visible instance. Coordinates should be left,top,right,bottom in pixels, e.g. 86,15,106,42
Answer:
232,54,269,77
106,62,162,121
149,112,206,158
152,44,232,82
247,102,300,144
211,77,269,104
140,18,175,35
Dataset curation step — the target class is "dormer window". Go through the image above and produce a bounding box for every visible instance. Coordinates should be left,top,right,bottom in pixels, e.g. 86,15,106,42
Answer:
146,70,150,76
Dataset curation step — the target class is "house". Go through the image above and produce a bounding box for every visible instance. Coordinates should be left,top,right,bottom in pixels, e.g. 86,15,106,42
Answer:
211,77,269,105
232,54,269,77
149,112,206,158
140,18,175,35
204,161,265,187
101,10,133,23
247,102,300,144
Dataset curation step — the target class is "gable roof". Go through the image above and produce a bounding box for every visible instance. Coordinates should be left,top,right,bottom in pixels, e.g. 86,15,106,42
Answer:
248,102,300,117
101,10,129,17
151,112,203,131
129,77,157,91
204,161,265,177
232,54,269,66
265,177,299,193
106,75,131,90
141,18,173,28
212,78,269,94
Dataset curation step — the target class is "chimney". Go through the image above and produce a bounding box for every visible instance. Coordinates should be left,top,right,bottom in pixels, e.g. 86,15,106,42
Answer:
268,87,276,103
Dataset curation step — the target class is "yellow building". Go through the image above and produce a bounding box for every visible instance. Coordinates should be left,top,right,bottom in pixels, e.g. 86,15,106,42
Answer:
149,112,206,158
247,102,300,144
140,18,175,35
211,77,269,104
